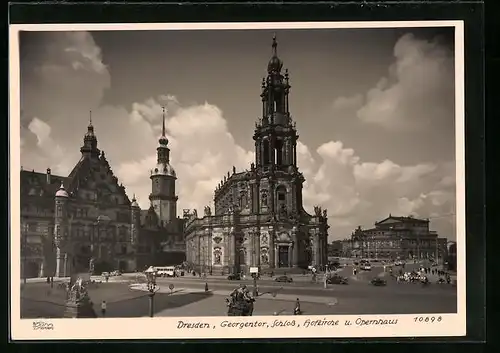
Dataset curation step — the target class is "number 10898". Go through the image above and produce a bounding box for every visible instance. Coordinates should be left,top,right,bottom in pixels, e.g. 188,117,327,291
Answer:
413,316,442,323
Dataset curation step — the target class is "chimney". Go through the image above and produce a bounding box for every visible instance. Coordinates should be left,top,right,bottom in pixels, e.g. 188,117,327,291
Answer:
46,168,51,184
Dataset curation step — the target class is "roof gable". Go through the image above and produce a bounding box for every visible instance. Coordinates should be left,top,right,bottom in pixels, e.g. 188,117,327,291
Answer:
376,215,428,225
66,154,131,206
20,170,69,199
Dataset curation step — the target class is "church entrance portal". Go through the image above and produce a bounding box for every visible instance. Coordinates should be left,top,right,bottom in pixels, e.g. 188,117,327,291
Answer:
278,246,289,268
74,245,92,273
118,260,127,272
24,261,39,278
237,248,247,274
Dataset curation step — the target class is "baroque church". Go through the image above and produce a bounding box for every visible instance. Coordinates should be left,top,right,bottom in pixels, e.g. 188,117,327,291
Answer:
20,109,185,278
183,35,329,274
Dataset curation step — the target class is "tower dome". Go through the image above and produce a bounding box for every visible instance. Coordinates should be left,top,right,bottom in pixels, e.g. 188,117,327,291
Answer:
55,181,69,198
152,163,176,178
131,194,140,208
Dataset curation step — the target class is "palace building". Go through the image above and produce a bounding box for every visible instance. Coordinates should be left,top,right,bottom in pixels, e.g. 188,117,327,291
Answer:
341,214,448,261
183,35,329,274
20,109,185,278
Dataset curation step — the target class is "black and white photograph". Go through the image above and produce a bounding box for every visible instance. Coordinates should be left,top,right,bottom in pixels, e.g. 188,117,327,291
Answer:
10,21,466,340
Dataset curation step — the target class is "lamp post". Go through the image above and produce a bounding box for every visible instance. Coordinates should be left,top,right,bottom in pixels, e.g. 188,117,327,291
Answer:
146,272,159,317
252,272,258,297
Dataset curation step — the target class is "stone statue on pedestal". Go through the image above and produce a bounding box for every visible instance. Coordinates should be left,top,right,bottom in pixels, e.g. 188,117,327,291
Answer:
64,277,97,318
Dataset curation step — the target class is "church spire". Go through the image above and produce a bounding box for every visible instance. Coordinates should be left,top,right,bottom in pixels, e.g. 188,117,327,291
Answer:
159,106,169,146
162,106,166,137
272,33,278,56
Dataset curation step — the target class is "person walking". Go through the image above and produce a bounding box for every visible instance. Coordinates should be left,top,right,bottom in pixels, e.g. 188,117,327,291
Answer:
294,298,301,315
101,300,107,317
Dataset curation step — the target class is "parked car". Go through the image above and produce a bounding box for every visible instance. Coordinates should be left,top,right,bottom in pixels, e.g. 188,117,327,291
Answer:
360,263,372,271
370,278,387,286
227,274,241,281
275,275,293,283
326,275,349,285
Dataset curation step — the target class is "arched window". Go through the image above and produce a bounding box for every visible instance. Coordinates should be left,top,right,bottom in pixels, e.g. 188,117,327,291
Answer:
275,139,283,166
263,139,270,165
276,185,287,212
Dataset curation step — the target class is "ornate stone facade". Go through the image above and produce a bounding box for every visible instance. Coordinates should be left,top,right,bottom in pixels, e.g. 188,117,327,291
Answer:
20,111,185,278
184,36,329,274
342,215,448,261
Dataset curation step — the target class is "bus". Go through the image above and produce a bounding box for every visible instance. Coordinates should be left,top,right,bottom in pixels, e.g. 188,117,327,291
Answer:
156,266,176,277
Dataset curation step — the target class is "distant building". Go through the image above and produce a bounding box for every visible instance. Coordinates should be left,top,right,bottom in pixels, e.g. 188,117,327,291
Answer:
20,110,185,278
183,35,329,274
342,214,448,260
446,241,457,271
328,241,343,258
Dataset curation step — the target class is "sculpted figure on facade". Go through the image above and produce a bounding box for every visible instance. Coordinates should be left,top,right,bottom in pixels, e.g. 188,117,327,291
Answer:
261,249,269,265
261,191,268,207
204,206,211,217
213,247,222,265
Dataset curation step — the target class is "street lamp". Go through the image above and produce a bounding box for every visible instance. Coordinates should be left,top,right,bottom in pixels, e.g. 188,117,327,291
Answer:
146,272,159,317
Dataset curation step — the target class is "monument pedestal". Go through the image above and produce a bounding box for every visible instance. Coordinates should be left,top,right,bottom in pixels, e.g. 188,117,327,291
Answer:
63,281,97,318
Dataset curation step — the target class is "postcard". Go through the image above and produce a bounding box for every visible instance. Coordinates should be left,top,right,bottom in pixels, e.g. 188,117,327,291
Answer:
9,20,466,340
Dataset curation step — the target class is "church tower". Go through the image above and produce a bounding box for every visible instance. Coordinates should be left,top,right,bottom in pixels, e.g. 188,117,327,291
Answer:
149,107,178,226
253,34,305,217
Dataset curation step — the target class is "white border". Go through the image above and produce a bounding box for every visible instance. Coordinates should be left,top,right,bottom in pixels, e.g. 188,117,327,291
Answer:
9,20,466,340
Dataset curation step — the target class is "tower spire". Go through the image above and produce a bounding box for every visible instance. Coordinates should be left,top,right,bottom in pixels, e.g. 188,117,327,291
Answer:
272,33,278,56
158,106,169,146
89,110,92,126
162,106,166,137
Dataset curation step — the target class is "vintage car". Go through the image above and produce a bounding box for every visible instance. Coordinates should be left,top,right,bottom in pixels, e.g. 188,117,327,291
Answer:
326,275,349,285
227,273,242,281
370,278,387,286
274,275,293,283
360,263,372,271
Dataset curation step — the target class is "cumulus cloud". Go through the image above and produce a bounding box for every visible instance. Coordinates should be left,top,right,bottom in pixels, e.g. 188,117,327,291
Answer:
355,33,454,131
20,117,73,174
299,140,456,240
19,31,457,243
115,97,255,212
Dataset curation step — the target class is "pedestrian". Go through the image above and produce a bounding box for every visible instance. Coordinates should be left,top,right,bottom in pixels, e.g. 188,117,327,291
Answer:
101,300,107,317
50,276,54,288
353,268,357,276
294,298,301,315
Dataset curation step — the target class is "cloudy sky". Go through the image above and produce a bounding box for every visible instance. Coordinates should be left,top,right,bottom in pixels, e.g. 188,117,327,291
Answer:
18,26,458,241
